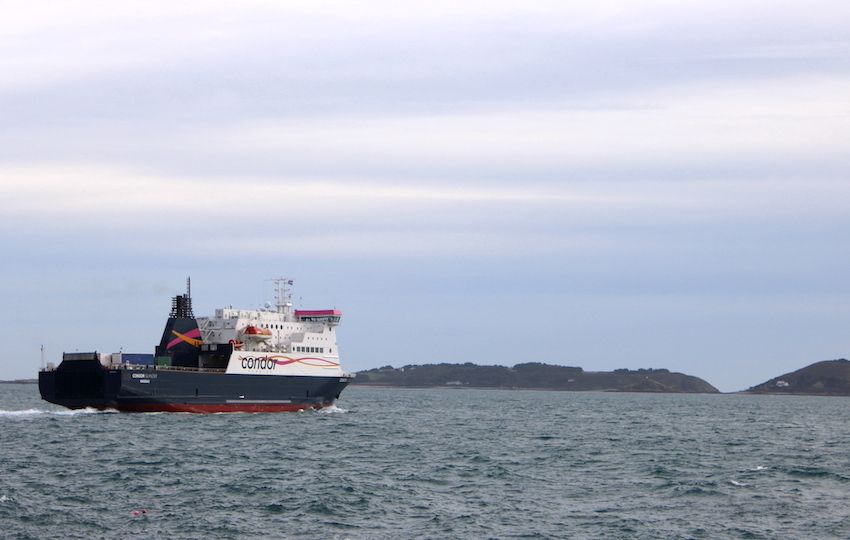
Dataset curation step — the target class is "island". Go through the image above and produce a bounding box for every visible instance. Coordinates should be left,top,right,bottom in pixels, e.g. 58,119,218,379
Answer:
353,362,719,393
745,359,850,396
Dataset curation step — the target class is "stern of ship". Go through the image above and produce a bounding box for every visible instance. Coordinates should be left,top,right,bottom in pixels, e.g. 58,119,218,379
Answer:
39,353,121,410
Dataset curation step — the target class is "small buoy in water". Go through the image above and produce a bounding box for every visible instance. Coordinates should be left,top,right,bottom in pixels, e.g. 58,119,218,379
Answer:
131,509,149,517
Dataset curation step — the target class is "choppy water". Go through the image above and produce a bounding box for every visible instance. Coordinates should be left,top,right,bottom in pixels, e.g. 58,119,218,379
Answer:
2,385,850,539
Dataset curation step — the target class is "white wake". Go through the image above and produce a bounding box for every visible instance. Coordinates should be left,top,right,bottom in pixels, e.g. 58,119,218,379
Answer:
0,407,118,417
318,404,349,414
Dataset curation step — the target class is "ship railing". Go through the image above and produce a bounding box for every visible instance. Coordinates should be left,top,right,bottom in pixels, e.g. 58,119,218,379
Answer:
151,365,227,373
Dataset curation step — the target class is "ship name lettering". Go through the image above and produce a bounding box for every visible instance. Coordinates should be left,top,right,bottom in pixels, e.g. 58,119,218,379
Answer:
241,356,276,370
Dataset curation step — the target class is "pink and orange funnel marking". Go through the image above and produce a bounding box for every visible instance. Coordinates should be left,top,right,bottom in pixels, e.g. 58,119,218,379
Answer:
167,328,202,349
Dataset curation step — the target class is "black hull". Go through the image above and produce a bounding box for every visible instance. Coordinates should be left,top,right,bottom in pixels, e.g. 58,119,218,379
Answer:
39,363,350,413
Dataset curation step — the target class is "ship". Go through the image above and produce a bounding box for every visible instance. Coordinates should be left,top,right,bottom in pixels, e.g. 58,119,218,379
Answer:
38,278,353,412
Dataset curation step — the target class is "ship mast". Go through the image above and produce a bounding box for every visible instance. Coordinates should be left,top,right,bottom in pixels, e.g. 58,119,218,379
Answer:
271,277,294,318
170,276,194,318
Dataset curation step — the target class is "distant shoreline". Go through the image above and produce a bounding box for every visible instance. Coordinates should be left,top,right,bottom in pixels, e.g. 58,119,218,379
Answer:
353,363,719,393
353,383,850,397
351,382,721,394
0,379,37,384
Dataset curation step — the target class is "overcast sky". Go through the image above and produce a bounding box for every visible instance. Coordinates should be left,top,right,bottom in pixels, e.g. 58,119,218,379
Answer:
2,1,849,391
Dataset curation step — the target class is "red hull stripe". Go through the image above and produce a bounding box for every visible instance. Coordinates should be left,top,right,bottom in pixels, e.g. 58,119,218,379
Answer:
108,402,329,413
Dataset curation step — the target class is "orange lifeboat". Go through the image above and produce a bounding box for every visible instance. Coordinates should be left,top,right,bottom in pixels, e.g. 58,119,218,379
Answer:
243,325,273,339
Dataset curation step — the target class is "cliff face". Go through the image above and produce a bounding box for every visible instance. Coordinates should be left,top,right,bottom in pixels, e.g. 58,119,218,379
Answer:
354,362,719,393
746,359,850,395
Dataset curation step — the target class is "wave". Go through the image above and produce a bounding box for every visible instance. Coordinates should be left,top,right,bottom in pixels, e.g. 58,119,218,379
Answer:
56,407,119,416
318,404,348,414
0,408,44,417
0,407,118,417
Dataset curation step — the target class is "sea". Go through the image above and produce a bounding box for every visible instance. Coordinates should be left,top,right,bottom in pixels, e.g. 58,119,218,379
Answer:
2,384,850,539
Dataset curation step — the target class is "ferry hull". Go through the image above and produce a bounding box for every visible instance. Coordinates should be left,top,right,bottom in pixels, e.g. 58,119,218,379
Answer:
39,362,350,413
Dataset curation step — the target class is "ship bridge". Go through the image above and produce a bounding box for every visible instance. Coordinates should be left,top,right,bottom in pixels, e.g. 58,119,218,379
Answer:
295,309,341,327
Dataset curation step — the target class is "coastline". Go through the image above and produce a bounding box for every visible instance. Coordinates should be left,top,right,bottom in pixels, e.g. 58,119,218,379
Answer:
350,382,721,394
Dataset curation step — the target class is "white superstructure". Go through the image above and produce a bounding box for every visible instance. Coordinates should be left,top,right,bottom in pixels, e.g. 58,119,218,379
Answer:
195,278,348,377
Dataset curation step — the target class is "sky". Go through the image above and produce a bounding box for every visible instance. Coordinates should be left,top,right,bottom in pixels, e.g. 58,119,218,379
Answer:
2,1,849,391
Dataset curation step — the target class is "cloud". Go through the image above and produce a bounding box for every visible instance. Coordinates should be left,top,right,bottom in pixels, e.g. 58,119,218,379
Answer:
209,75,850,171
3,0,850,108
2,1,850,388
2,160,849,266
0,164,614,214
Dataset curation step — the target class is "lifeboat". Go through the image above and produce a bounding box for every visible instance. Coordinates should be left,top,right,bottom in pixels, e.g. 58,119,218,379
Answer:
242,325,273,339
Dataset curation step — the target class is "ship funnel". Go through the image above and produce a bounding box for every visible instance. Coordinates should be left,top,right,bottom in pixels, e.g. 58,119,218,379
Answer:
156,278,201,368
171,277,194,318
